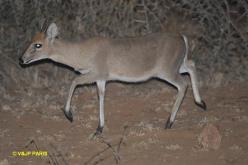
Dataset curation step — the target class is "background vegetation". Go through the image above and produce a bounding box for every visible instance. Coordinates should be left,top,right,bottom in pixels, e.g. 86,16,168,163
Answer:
0,0,247,103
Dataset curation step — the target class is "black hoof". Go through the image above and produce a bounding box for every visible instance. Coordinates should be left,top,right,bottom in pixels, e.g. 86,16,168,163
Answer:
91,126,103,138
64,110,73,122
89,126,104,140
165,116,173,129
96,126,103,134
197,100,207,111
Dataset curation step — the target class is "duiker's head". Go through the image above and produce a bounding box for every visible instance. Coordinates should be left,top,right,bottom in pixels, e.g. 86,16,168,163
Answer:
20,23,59,65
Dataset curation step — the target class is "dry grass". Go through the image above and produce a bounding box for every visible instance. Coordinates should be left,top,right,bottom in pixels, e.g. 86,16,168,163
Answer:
0,0,247,102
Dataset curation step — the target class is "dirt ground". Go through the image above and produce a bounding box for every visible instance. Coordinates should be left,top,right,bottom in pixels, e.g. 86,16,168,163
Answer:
0,81,248,165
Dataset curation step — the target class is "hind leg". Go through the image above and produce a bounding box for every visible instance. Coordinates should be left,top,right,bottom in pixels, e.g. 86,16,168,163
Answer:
181,60,206,110
159,75,188,129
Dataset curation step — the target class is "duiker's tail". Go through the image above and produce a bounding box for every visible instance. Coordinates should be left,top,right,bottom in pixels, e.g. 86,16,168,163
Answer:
182,34,189,63
180,34,207,110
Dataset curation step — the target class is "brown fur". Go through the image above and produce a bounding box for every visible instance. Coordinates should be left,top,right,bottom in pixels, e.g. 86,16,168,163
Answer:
32,32,45,42
20,23,206,131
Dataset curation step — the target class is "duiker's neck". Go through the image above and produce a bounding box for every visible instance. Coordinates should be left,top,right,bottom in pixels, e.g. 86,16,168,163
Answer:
51,39,87,70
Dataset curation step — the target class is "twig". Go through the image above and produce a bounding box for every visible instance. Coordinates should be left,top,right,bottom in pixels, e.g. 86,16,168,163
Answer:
217,0,246,41
24,138,39,150
92,155,110,165
49,143,69,165
117,125,128,153
48,153,59,165
24,138,44,163
97,135,120,164
85,125,129,165
84,143,119,165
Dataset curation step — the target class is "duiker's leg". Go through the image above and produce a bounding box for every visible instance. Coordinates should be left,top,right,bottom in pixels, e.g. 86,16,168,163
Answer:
95,80,106,134
64,75,96,122
180,60,206,110
159,76,188,129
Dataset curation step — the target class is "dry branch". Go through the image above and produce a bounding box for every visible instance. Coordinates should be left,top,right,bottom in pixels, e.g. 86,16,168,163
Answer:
0,0,247,100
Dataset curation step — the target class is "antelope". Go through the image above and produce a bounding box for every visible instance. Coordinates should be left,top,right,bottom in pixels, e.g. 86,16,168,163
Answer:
20,23,206,134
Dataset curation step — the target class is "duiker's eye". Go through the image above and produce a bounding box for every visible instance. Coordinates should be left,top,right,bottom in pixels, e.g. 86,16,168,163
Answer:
34,43,42,49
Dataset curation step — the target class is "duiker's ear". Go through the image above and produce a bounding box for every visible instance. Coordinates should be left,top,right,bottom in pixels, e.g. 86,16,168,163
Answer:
46,23,58,43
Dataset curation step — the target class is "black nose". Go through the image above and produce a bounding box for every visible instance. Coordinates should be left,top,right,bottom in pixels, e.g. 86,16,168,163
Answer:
19,57,24,65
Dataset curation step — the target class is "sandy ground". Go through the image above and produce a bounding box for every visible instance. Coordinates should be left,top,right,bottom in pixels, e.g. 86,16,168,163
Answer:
0,81,248,165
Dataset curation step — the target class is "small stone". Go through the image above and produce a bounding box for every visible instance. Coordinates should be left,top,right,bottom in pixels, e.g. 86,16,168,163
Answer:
229,144,242,151
166,144,182,151
0,159,9,165
198,123,222,150
211,72,224,88
2,105,11,111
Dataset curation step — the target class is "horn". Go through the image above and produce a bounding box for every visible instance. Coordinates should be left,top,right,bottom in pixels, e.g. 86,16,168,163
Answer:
41,19,48,32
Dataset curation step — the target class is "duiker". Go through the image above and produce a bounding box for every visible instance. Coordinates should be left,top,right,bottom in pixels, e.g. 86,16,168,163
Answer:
20,23,206,134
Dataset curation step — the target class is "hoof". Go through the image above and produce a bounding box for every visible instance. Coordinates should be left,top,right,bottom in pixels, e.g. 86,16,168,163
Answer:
89,126,104,140
197,100,207,111
165,116,173,129
96,126,103,134
64,110,73,122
